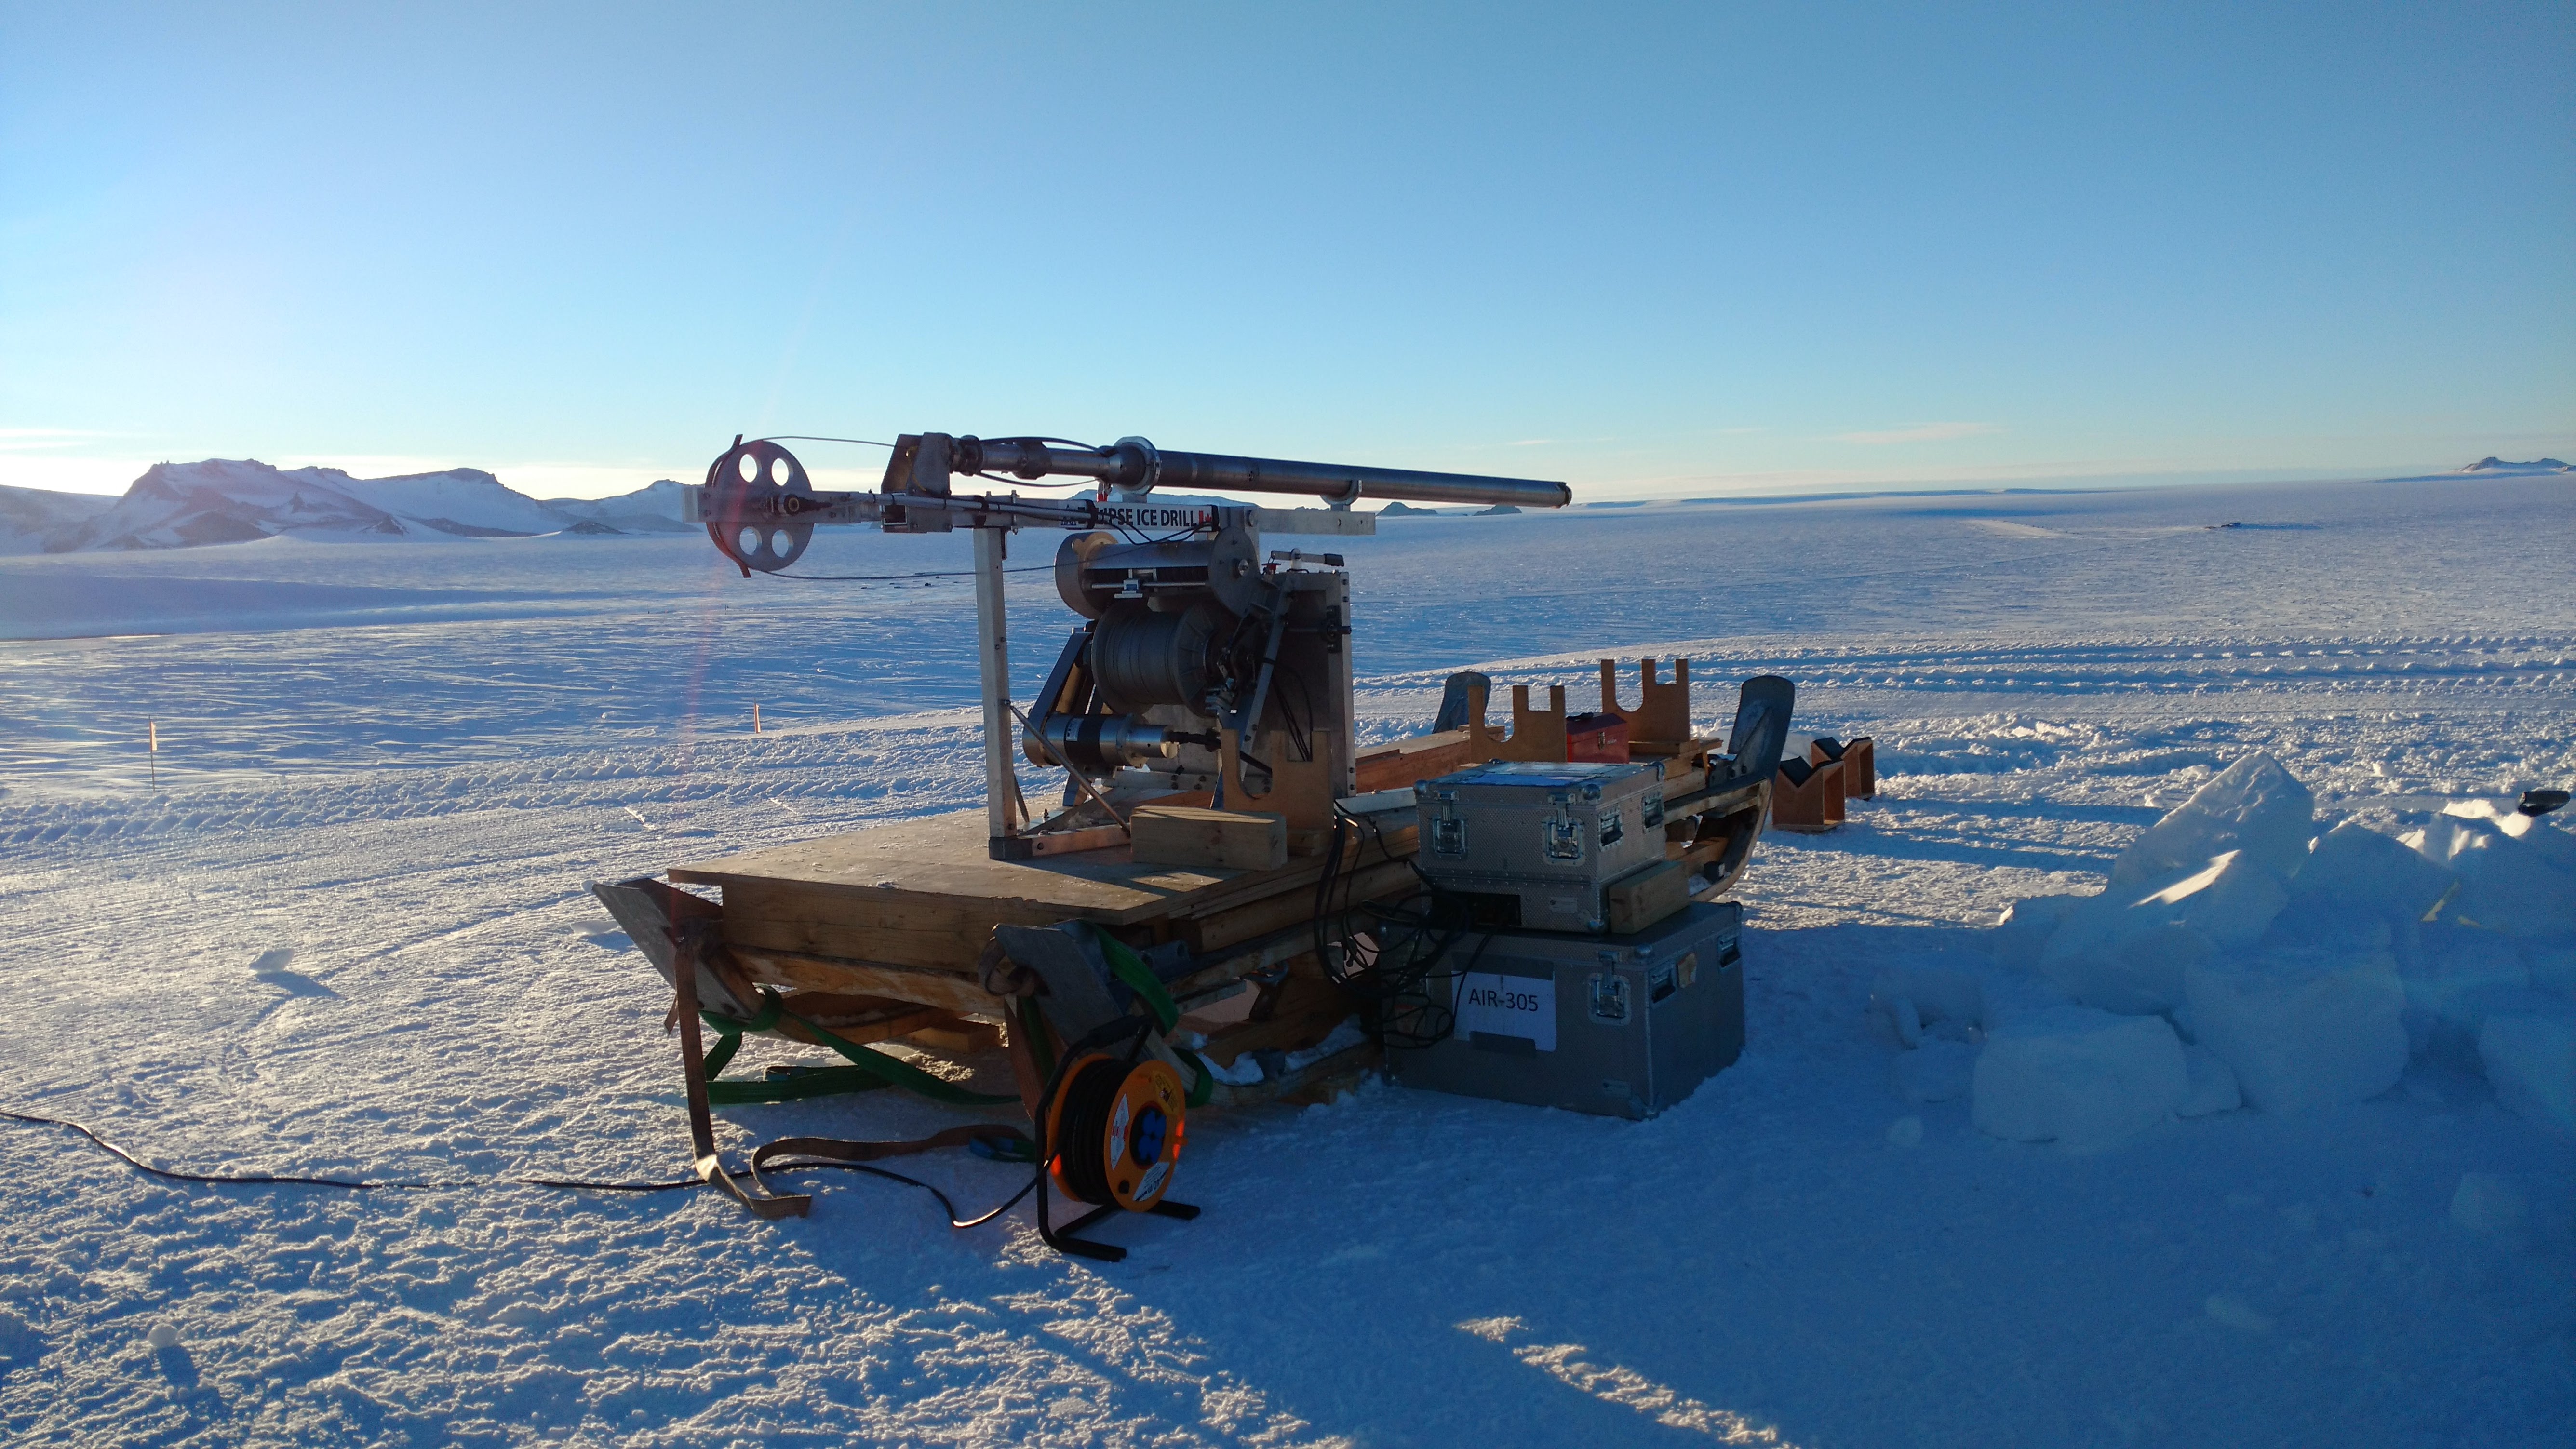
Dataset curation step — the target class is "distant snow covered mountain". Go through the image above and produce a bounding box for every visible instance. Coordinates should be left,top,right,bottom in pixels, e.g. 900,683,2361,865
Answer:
2455,456,2571,474
0,484,114,556
0,459,698,553
539,479,696,534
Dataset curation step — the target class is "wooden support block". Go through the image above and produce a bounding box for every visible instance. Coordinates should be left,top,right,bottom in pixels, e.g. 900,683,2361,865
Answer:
1770,757,1843,833
1808,737,1875,800
1465,682,1569,763
1131,805,1289,871
1844,737,1876,798
1599,657,1694,744
1605,858,1689,935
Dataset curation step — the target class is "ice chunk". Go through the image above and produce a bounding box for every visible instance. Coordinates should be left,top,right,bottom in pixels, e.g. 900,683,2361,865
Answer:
2111,752,2315,889
2178,1043,2241,1116
2293,819,2456,924
2137,850,2295,951
2038,850,2288,1014
1971,1006,2188,1146
2479,1011,2576,1135
1891,1039,1978,1103
2185,944,2407,1114
144,1323,179,1350
1992,894,2080,971
2447,1173,2531,1248
2407,812,2576,939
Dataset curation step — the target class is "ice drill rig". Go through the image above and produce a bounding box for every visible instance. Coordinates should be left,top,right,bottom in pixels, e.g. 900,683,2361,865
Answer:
689,430,1573,858
603,429,1792,1249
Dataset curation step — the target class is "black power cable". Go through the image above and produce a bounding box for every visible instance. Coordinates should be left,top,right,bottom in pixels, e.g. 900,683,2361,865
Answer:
0,1106,1034,1229
1306,805,1485,1050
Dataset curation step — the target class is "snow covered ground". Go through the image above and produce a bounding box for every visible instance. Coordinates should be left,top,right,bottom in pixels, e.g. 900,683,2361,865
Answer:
0,474,2569,1447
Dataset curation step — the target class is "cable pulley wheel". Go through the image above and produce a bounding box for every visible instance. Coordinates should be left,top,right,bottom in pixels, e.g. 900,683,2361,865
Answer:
703,439,819,574
1045,1053,1185,1212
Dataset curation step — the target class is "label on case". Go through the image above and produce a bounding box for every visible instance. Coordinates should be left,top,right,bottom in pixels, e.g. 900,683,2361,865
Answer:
1456,971,1556,1052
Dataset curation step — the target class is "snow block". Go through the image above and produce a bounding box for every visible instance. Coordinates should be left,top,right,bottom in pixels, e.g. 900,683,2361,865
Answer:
2408,811,2576,940
2110,752,2315,890
2038,850,2289,1014
1992,895,2080,971
2134,850,2291,951
2178,1043,2242,1117
1971,1006,2188,1146
2293,819,2456,925
1892,1040,1978,1103
2184,945,2407,1114
2479,1012,2576,1135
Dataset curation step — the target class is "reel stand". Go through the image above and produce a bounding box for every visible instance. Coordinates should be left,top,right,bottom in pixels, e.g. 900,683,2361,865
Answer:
1032,1018,1200,1262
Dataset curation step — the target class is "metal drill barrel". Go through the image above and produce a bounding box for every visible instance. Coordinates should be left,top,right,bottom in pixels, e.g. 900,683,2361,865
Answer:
1150,450,1570,508
954,435,1570,509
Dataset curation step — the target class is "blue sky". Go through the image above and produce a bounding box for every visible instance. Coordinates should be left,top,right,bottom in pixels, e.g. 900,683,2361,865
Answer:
3,2,2570,500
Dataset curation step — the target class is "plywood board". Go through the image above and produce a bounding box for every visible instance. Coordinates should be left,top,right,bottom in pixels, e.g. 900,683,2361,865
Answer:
671,809,1248,923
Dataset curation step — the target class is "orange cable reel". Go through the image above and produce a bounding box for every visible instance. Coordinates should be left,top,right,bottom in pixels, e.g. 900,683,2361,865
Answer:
1045,1052,1187,1211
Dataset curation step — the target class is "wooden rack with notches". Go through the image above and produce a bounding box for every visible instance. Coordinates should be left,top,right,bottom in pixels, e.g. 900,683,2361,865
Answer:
590,430,1795,1243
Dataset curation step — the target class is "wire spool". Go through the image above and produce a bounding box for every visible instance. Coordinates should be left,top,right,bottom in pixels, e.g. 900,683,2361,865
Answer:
1090,601,1226,713
703,439,819,574
1046,1054,1186,1211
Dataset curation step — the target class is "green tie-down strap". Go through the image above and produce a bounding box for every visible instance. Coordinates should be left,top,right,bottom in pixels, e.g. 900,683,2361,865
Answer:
1081,927,1216,1108
1038,932,1216,1109
699,988,1018,1107
1084,925,1181,1032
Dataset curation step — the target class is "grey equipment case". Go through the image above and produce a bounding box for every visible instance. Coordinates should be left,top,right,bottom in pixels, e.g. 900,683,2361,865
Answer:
1389,900,1744,1120
1413,760,1669,934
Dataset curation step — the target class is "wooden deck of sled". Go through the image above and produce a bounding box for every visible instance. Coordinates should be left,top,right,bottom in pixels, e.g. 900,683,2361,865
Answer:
668,806,1419,1106
662,721,1769,1110
671,807,1418,967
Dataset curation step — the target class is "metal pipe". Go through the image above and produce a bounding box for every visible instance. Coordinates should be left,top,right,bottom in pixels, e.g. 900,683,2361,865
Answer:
1152,450,1570,508
951,435,1569,509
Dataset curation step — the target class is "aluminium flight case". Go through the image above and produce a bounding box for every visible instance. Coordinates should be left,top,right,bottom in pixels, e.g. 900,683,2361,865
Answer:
1413,760,1670,933
1389,900,1745,1119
